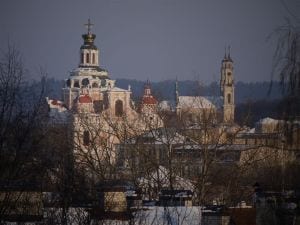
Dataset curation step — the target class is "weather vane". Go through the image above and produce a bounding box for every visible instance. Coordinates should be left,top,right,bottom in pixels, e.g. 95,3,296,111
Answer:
85,19,93,34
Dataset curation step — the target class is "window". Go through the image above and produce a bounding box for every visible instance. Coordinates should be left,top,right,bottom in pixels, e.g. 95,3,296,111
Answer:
82,78,89,86
93,100,103,113
115,100,123,117
92,82,98,88
74,80,80,88
227,93,231,104
81,53,84,64
83,131,90,146
86,53,90,63
92,53,96,64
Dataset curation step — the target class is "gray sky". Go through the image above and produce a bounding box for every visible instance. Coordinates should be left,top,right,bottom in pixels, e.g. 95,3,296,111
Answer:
0,0,299,83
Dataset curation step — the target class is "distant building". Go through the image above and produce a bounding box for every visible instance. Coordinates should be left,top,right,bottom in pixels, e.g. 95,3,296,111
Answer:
174,48,235,125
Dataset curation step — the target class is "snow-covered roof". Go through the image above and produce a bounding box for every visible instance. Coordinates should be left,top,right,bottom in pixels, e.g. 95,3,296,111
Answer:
257,117,281,124
158,100,172,111
47,98,67,111
204,96,223,109
133,206,202,225
46,98,69,123
138,166,194,191
177,96,216,109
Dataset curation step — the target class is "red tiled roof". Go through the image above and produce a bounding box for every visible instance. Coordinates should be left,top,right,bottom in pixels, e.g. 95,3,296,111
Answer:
78,95,92,103
142,96,157,105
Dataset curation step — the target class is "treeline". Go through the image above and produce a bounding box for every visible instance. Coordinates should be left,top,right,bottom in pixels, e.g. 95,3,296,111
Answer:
43,78,283,104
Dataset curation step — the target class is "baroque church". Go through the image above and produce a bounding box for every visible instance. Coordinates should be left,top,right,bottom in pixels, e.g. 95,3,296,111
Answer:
47,20,236,167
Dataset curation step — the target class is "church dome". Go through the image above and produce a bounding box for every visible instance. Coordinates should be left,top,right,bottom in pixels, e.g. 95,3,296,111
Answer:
142,96,157,105
78,94,93,104
80,34,98,50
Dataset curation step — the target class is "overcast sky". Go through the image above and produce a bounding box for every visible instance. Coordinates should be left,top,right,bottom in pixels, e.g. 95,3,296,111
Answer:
0,0,299,83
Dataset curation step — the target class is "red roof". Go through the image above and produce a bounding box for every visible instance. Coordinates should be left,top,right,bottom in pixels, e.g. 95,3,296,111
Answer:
142,96,157,105
51,99,64,106
78,95,92,103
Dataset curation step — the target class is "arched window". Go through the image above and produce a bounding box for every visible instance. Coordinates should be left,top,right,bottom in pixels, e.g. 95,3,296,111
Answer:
66,79,71,87
82,78,89,86
92,53,96,64
74,80,80,88
83,130,90,146
81,53,84,64
115,100,123,117
86,53,90,63
227,93,231,104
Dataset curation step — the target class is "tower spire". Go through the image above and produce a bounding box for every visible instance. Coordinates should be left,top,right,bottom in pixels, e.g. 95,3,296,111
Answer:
175,78,179,106
79,20,100,68
227,45,233,62
224,46,227,59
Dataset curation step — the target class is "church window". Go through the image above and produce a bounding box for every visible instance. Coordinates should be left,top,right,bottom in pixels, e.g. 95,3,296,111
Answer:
82,78,89,86
115,100,123,117
86,53,90,63
83,130,90,146
74,80,80,88
92,82,98,88
227,93,231,104
93,100,103,113
227,72,231,76
92,53,96,64
81,53,84,64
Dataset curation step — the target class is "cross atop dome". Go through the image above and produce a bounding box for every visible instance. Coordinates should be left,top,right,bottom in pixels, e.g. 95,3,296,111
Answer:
85,19,94,35
81,19,97,47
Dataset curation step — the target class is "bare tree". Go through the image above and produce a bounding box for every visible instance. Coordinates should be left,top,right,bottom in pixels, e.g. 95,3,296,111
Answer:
0,43,48,222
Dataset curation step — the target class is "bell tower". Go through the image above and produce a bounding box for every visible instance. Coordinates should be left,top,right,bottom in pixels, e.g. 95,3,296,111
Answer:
79,19,99,68
220,47,235,123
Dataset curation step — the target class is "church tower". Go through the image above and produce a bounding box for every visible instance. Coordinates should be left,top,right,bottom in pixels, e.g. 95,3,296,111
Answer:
79,19,100,68
220,47,235,123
